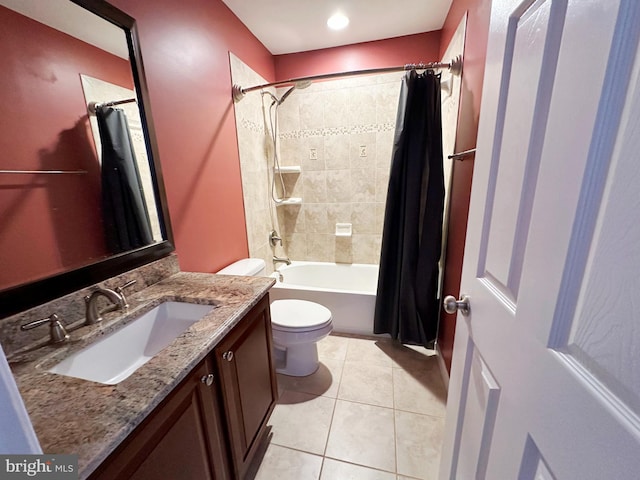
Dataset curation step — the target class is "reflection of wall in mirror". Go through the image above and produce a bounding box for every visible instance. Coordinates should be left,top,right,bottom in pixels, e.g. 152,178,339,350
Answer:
438,16,466,302
80,75,163,243
0,5,134,290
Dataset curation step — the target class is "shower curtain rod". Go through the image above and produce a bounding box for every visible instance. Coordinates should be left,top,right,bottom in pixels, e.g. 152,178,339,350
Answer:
232,55,462,102
87,98,137,115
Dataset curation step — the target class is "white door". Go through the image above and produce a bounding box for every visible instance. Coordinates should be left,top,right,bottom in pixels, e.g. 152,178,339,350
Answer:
439,0,640,478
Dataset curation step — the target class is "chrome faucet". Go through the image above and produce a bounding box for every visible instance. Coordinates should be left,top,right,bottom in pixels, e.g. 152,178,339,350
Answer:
273,255,291,266
84,280,136,325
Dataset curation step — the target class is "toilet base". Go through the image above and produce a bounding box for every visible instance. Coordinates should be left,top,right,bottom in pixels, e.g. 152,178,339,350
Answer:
274,342,319,377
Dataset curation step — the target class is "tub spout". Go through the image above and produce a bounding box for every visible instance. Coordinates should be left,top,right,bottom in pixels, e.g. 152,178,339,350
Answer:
273,256,291,266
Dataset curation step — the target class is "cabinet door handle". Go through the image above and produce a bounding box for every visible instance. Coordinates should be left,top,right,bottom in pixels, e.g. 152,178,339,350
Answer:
200,374,214,386
222,351,234,362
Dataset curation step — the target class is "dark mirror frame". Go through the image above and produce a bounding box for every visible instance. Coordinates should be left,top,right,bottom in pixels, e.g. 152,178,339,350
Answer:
0,0,174,318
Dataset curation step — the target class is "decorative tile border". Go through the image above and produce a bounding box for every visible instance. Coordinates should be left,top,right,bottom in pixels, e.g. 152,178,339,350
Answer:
280,122,396,140
239,118,268,135
238,119,396,139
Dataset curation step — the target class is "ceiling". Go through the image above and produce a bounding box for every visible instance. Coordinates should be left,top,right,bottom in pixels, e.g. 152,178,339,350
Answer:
0,0,128,58
221,0,454,55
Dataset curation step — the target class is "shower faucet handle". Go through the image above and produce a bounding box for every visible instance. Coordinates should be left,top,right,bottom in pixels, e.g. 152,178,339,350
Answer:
269,230,282,246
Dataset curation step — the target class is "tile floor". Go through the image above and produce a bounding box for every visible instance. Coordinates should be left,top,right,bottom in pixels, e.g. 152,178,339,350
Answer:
247,334,448,480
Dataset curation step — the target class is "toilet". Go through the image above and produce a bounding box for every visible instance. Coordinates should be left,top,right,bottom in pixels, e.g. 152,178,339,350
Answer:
217,259,332,376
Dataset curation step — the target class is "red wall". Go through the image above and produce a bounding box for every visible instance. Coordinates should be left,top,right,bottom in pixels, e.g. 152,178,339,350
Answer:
274,32,441,80
0,6,133,290
437,0,492,373
109,0,275,274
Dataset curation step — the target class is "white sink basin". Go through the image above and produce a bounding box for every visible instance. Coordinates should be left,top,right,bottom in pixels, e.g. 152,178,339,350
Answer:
48,301,214,385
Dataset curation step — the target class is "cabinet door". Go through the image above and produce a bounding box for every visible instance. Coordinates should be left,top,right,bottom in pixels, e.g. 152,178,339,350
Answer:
90,358,230,480
215,294,278,479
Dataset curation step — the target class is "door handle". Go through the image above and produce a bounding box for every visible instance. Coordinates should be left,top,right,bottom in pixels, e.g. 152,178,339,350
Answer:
443,295,471,316
222,351,234,362
200,374,214,386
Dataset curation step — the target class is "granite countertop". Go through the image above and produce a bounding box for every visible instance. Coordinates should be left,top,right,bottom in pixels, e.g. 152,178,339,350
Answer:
8,272,274,479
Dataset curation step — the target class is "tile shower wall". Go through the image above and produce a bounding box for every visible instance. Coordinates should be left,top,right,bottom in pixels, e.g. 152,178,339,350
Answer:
275,73,402,264
231,53,403,267
230,53,284,274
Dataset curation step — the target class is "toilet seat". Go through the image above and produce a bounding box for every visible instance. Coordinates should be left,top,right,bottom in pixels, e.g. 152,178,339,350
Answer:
270,300,332,333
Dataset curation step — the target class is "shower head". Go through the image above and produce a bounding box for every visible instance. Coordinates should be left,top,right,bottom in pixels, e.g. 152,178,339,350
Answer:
277,80,313,105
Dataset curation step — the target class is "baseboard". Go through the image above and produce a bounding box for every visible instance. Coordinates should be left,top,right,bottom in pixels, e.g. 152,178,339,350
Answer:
436,343,450,391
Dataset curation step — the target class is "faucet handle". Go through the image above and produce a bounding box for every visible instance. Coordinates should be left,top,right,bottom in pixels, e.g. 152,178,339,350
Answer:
116,280,136,308
269,230,283,247
117,280,136,290
20,314,69,344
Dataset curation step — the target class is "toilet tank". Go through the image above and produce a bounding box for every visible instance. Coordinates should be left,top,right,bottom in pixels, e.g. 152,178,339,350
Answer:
217,258,266,276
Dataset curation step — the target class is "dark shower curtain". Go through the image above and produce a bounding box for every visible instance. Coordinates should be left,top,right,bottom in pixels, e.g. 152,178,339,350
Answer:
96,106,153,254
373,70,445,348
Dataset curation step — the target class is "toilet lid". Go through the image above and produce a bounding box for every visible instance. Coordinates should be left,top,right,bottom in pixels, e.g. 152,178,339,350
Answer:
270,300,332,332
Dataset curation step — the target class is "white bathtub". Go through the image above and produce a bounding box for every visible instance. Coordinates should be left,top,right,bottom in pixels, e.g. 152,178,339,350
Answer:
269,261,380,336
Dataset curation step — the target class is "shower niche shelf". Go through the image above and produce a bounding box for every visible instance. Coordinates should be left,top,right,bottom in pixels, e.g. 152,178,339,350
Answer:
274,166,301,174
275,197,302,206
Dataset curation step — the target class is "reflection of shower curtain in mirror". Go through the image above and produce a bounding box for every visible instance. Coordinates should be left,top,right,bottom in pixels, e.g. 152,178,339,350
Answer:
96,106,153,253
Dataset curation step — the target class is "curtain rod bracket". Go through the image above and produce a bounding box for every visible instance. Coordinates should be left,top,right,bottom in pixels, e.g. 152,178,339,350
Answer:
87,98,137,115
232,84,246,102
449,54,463,76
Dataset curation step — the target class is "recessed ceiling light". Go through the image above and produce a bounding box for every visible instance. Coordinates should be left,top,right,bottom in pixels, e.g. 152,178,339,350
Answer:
327,13,349,30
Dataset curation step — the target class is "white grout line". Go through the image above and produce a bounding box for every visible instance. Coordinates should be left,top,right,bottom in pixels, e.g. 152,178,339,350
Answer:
393,378,399,476
322,455,398,476
321,339,345,460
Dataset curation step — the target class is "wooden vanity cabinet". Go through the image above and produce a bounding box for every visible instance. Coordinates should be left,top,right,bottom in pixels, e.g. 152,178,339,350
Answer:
89,357,231,480
89,294,277,480
214,294,278,479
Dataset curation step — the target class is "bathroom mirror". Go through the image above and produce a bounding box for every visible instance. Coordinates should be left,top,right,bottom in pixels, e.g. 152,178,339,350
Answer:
0,0,174,317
